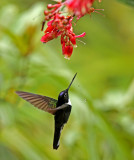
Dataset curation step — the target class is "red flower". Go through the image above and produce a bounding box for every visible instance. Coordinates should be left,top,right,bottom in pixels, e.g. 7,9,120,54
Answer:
65,0,94,18
41,18,62,43
41,29,61,43
61,31,85,59
41,8,86,59
62,43,73,59
40,0,104,59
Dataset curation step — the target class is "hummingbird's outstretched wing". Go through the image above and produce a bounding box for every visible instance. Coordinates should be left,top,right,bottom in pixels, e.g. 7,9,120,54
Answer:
16,91,58,115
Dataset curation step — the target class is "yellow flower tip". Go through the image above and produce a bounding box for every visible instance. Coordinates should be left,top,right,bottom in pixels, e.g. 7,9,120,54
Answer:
81,7,86,14
74,45,77,48
64,55,70,60
87,3,91,9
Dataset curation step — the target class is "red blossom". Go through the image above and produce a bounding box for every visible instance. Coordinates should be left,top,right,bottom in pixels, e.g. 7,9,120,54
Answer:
41,3,86,59
62,43,73,59
41,0,103,59
65,0,94,18
61,31,85,59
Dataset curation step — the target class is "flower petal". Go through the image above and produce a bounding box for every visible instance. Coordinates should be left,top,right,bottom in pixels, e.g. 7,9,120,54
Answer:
75,32,86,38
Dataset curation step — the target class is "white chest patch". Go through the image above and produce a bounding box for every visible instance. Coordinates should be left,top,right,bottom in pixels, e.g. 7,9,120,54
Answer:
67,99,71,105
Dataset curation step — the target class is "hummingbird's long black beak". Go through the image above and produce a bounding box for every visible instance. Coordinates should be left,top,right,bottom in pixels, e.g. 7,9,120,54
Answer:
67,73,77,91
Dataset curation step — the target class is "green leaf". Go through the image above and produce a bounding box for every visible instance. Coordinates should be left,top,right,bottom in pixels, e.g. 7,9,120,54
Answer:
117,0,134,7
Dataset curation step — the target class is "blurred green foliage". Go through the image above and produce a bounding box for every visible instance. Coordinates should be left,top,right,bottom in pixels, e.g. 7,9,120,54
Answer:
118,0,134,7
0,0,134,159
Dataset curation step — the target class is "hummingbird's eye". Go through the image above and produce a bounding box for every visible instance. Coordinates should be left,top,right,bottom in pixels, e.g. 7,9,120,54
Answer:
64,93,67,97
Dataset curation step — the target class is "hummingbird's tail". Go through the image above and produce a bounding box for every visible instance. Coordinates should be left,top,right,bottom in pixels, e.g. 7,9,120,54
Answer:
53,126,63,150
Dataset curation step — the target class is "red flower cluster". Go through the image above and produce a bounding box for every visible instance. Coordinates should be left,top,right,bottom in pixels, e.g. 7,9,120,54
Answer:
41,2,85,59
65,0,94,18
41,0,103,59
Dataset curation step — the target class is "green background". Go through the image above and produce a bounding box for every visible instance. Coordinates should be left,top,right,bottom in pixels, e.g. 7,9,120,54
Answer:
0,0,134,159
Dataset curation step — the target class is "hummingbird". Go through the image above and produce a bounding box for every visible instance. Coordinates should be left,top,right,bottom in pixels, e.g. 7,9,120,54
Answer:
16,73,77,150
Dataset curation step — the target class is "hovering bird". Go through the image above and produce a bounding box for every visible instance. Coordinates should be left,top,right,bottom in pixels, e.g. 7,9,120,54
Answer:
16,73,77,150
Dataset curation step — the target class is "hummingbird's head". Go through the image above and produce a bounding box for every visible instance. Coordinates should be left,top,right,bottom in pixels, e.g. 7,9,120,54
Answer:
58,89,69,104
58,73,77,105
